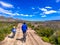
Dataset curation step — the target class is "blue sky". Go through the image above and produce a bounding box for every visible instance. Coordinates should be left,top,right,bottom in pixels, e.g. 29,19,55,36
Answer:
0,0,60,21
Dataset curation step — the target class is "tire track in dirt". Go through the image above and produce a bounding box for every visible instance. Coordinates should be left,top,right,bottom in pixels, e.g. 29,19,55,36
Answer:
29,30,52,45
27,32,34,45
29,32,40,45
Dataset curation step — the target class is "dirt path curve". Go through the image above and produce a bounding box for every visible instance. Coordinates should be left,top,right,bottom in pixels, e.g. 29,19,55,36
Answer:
0,23,52,45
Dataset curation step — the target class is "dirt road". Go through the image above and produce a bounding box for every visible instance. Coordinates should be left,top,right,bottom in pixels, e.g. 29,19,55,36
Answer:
0,23,52,45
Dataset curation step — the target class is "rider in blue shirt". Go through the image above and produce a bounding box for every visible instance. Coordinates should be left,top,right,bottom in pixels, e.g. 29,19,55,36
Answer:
22,23,27,33
21,22,28,42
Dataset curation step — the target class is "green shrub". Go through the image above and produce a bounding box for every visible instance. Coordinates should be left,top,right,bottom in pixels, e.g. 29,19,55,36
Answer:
42,37,49,42
58,37,60,44
49,36,56,44
49,31,60,44
31,25,34,30
35,27,54,37
0,22,17,41
27,23,31,27
0,34,5,41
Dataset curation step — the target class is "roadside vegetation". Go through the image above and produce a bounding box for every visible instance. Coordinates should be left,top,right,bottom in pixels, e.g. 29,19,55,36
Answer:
27,22,60,45
0,22,18,41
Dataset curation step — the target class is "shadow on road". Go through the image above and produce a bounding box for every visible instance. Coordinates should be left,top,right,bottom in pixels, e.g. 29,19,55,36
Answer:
16,38,26,43
16,38,23,41
8,36,14,38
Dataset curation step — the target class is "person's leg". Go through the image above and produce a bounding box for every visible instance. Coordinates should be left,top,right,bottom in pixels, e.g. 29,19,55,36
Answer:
23,32,26,42
13,32,15,37
11,32,15,38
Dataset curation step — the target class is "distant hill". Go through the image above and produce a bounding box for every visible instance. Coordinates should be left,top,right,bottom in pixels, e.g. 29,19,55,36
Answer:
0,16,22,22
27,20,60,30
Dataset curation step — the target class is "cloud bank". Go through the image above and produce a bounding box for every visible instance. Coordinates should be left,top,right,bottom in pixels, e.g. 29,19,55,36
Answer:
0,1,14,8
39,6,60,17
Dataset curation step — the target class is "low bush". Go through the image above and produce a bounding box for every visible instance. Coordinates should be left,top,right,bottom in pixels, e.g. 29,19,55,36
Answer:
0,22,18,41
35,27,54,37
27,22,60,45
0,34,5,41
49,36,60,45
42,37,49,42
49,36,56,44
57,37,60,44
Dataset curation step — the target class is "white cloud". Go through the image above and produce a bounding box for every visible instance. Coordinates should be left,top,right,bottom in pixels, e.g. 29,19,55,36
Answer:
39,8,47,12
41,15,46,17
13,13,20,16
39,7,57,17
30,15,34,17
32,7,35,10
20,14,29,16
0,1,14,8
39,6,60,18
0,7,34,17
25,14,29,16
0,8,12,15
20,14,34,17
39,7,57,15
39,6,52,12
20,14,24,16
45,6,52,9
39,6,60,19
40,13,46,18
0,7,19,16
43,10,57,14
30,15,33,17
56,0,60,3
